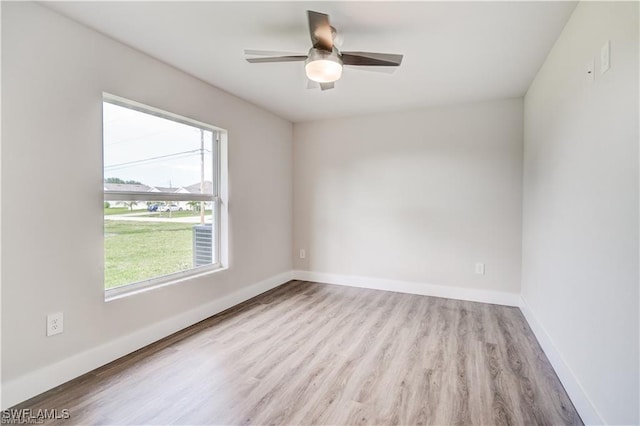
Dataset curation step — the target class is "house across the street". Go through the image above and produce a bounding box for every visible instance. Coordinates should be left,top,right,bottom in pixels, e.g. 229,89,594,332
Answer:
104,181,213,211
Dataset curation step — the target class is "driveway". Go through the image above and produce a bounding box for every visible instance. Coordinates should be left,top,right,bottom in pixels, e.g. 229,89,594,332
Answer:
104,214,213,224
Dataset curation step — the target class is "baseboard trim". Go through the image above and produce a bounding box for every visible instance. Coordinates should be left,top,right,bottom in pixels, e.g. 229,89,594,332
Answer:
292,270,521,307
519,296,604,425
1,270,293,410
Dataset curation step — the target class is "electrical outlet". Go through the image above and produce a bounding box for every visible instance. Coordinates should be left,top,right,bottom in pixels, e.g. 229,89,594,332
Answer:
299,249,306,259
47,312,64,337
585,58,595,82
475,262,485,275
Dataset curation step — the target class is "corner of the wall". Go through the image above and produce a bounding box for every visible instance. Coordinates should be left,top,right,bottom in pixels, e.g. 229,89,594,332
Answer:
519,296,605,425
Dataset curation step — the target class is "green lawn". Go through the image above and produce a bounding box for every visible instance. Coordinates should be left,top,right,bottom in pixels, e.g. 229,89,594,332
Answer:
104,207,133,215
104,220,194,289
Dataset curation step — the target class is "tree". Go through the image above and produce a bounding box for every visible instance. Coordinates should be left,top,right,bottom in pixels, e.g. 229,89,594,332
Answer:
105,177,142,185
187,201,201,212
123,201,138,211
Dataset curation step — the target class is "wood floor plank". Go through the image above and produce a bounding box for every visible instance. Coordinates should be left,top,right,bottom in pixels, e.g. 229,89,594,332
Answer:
14,280,583,425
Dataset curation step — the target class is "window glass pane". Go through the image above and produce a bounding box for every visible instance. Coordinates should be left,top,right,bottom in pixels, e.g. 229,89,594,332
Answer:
103,202,215,289
103,99,218,290
103,101,214,193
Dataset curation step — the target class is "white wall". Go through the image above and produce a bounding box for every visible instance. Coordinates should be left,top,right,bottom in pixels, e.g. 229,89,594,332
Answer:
522,2,639,424
293,98,523,298
1,2,292,406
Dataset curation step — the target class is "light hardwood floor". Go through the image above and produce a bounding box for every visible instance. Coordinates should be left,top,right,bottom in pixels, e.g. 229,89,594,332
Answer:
16,280,582,425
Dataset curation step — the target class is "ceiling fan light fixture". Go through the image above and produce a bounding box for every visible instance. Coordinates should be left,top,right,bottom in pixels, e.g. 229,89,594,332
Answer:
244,11,404,91
305,48,343,83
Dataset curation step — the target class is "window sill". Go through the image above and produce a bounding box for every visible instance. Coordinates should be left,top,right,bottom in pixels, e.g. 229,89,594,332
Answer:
105,265,227,302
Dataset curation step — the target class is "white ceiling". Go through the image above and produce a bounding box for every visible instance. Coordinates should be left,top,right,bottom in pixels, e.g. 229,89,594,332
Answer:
45,1,576,123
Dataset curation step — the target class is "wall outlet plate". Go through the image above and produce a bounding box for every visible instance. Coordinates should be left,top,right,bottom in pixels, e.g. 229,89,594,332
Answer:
47,312,64,337
600,40,610,74
475,262,485,275
299,249,306,259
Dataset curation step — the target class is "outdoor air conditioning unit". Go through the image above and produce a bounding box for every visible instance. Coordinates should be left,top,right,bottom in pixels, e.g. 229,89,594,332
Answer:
193,223,213,267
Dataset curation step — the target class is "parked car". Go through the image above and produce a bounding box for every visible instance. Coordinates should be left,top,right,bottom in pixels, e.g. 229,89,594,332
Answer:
147,204,159,212
161,204,183,212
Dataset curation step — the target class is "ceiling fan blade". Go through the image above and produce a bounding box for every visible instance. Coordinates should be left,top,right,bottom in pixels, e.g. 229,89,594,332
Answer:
320,82,335,91
307,10,333,51
244,49,306,57
246,55,308,63
305,80,333,91
345,65,398,74
341,52,403,66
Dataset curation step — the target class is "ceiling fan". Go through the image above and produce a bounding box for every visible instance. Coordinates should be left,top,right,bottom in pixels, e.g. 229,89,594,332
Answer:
245,11,404,91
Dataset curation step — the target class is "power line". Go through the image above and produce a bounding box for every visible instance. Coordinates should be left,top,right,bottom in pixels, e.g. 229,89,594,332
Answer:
104,149,212,171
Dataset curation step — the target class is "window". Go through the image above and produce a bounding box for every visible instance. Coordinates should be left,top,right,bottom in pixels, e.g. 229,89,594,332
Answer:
102,93,225,299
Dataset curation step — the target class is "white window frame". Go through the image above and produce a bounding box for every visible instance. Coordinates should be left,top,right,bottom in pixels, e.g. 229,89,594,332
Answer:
102,93,226,300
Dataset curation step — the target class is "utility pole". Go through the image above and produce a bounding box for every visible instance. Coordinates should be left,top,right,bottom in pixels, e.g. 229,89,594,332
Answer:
200,129,205,225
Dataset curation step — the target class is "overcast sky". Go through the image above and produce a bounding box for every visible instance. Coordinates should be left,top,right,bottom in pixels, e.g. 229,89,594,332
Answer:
103,102,214,188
